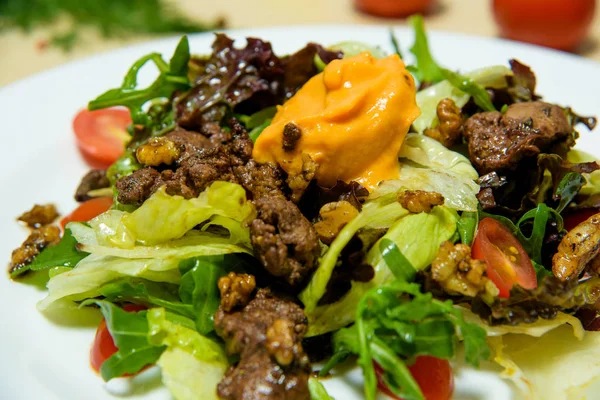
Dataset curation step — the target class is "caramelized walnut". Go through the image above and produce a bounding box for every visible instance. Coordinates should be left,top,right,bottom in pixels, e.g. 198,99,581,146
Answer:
135,137,181,166
431,241,498,298
313,200,358,244
397,190,444,213
218,272,256,312
424,98,463,147
17,204,58,228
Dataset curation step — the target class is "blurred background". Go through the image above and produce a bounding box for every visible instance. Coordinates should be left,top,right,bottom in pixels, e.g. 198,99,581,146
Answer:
1,0,598,87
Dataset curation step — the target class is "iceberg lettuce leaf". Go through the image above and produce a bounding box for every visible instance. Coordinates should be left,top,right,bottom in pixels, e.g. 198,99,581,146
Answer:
299,195,409,312
147,308,227,400
306,206,458,336
413,66,511,133
81,182,254,248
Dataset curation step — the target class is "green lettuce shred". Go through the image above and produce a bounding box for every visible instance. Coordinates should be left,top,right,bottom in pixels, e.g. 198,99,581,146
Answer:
147,308,228,400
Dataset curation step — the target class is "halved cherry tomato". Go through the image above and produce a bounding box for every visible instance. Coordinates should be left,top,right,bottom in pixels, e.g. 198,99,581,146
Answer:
472,218,537,298
90,304,146,374
355,0,436,18
73,108,131,168
61,197,113,228
564,208,600,232
375,356,454,400
493,0,596,51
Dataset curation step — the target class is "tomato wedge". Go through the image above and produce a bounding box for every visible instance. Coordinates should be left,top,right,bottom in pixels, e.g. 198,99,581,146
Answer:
90,304,146,374
60,197,113,228
375,356,454,400
73,108,131,168
472,218,537,298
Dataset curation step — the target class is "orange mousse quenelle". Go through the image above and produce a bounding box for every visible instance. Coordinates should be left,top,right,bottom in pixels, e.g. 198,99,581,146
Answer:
253,52,421,190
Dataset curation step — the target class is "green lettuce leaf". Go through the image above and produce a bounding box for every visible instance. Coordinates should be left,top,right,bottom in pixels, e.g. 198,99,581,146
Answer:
308,377,335,400
413,65,511,133
328,281,489,400
38,254,182,311
398,133,479,179
299,194,409,312
178,255,246,334
12,228,89,278
407,14,444,84
567,149,600,196
86,182,253,247
82,300,165,381
88,36,190,126
306,206,458,336
147,308,228,400
99,279,194,317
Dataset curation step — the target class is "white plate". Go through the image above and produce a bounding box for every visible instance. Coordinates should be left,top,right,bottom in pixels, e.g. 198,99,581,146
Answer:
1,25,599,400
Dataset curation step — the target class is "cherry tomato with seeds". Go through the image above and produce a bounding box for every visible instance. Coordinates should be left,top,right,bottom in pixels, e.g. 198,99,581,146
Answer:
73,108,131,168
472,218,537,298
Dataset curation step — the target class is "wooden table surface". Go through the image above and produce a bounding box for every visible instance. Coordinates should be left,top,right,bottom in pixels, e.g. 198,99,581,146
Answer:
1,0,599,87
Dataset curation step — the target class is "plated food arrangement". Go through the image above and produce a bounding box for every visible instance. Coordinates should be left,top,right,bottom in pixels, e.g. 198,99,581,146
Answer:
7,17,600,400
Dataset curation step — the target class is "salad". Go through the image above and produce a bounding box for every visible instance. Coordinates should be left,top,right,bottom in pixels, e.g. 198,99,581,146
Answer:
8,16,600,400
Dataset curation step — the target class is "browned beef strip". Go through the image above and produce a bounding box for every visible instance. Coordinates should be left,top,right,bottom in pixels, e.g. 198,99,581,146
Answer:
250,197,320,286
75,170,110,202
214,288,311,400
463,101,574,174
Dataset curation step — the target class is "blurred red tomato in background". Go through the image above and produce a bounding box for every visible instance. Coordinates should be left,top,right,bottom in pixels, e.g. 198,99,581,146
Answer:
493,0,596,51
355,0,437,18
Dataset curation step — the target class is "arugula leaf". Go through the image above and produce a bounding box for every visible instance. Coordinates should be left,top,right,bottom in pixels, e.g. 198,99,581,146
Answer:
237,106,276,142
99,279,194,318
12,228,89,278
389,30,403,59
179,254,247,334
83,300,165,381
441,68,496,111
332,281,490,400
457,211,478,245
554,172,585,213
308,378,335,400
88,36,191,126
408,15,445,84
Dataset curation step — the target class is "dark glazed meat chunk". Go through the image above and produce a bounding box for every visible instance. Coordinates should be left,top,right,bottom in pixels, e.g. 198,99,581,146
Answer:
165,127,214,161
115,168,162,206
214,288,311,400
234,160,287,200
75,170,110,202
250,197,320,286
464,101,574,174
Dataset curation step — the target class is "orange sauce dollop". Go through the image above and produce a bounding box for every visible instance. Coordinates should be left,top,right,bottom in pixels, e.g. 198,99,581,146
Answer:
253,52,420,190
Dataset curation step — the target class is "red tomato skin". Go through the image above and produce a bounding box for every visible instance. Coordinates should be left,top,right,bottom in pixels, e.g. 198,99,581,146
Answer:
355,0,436,18
90,304,147,374
90,319,119,373
374,356,454,400
564,209,600,232
472,218,538,298
73,108,131,169
493,0,596,51
60,197,113,228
